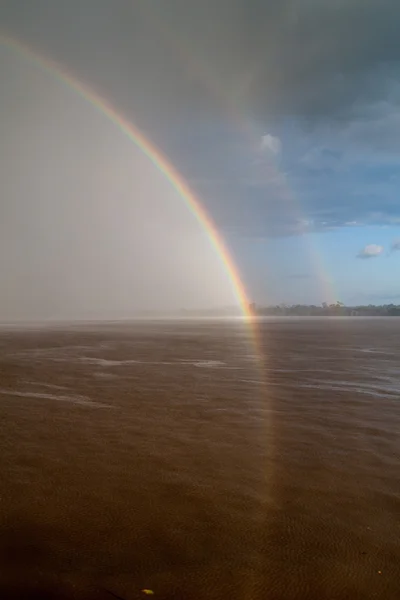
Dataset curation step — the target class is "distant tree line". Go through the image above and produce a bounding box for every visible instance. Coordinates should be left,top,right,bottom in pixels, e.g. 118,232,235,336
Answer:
249,302,400,317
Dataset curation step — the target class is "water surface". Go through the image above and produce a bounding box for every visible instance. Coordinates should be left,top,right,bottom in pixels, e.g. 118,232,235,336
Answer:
0,318,399,599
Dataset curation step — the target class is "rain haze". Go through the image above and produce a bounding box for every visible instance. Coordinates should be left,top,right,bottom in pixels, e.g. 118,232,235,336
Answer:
0,48,238,321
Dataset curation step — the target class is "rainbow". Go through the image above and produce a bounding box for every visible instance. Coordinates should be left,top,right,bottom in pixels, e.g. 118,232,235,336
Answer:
0,33,253,318
139,10,339,307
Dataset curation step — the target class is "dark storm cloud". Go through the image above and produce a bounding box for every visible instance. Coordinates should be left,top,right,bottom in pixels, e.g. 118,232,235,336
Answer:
2,0,400,240
2,0,400,124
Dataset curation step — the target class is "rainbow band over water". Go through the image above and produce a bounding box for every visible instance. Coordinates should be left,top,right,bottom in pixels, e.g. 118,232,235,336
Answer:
0,33,252,319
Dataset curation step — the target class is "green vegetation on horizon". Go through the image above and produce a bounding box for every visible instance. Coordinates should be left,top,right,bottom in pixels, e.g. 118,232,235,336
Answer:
249,301,400,316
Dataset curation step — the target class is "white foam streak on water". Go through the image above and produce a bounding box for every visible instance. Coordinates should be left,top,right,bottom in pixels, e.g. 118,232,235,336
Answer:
0,389,110,408
12,345,98,358
23,381,68,390
78,357,141,367
299,380,399,400
193,360,226,368
17,351,237,370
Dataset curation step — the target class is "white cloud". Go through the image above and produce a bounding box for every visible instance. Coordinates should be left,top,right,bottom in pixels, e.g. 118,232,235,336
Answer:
357,244,384,259
261,133,282,155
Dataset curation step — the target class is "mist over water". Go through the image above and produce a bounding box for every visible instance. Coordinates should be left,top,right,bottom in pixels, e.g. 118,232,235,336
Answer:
0,48,238,321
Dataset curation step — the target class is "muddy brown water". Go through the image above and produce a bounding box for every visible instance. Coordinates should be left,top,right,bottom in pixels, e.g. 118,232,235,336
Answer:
0,318,399,599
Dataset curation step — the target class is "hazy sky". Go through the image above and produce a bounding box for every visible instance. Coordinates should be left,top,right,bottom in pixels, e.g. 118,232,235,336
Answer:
2,0,400,317
0,46,238,319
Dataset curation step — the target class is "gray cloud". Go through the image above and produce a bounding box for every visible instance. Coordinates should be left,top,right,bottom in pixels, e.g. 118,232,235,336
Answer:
2,1,400,126
286,273,311,280
391,239,400,252
357,244,384,259
261,134,282,155
2,1,400,242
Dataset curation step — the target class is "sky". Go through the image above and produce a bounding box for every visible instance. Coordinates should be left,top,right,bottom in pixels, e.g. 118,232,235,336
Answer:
1,0,400,318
